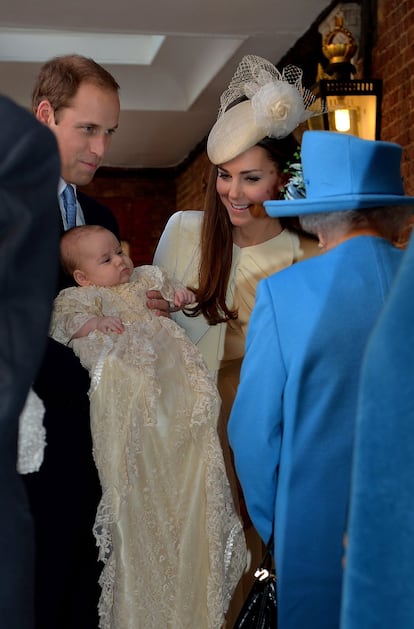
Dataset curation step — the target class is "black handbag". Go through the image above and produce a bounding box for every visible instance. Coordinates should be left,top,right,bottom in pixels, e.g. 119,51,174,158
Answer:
232,538,277,628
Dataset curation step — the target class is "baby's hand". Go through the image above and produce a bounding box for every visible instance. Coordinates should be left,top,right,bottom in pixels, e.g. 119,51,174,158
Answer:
97,316,125,335
173,287,196,308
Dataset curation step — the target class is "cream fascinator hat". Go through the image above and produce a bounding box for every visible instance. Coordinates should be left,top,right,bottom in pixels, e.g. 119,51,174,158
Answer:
207,55,317,165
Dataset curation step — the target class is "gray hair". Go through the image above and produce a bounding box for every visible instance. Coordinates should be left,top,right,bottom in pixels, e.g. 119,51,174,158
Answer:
299,206,413,243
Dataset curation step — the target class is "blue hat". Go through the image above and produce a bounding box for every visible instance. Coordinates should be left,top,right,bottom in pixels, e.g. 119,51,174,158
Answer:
264,131,414,217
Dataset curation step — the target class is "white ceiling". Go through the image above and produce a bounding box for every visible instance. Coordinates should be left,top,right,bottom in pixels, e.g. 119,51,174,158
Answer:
0,0,330,169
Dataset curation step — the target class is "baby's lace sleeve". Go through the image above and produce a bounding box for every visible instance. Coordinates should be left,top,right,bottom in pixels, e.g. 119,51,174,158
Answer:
134,265,191,304
50,287,101,344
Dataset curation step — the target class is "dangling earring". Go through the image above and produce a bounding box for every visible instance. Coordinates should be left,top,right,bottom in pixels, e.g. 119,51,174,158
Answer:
250,203,267,218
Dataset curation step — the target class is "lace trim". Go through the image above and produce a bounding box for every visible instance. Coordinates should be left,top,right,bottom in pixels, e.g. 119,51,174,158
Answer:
17,388,46,474
89,331,115,396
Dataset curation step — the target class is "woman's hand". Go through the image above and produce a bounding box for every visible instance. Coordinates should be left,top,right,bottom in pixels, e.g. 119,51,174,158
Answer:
146,290,170,317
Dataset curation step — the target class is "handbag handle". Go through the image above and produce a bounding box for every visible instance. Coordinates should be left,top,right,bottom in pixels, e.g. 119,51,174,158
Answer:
255,532,275,581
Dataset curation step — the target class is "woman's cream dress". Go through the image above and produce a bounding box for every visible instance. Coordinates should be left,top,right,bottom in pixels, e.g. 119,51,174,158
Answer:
50,265,246,629
154,211,319,621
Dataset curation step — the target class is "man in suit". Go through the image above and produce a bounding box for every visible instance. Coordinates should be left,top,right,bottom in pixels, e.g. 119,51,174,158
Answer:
23,55,122,629
0,95,60,629
26,55,169,629
228,131,414,629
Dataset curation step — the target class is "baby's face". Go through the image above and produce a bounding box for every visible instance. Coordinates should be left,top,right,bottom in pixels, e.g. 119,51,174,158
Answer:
77,229,133,287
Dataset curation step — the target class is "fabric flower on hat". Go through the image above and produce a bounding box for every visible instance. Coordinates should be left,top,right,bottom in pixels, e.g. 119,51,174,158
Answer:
251,81,309,139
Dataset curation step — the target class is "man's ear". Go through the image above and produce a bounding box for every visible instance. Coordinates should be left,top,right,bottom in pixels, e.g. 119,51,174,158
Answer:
73,270,89,286
36,100,55,126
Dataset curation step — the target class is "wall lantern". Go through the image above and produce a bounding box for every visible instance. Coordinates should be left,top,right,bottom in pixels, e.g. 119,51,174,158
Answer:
308,14,382,140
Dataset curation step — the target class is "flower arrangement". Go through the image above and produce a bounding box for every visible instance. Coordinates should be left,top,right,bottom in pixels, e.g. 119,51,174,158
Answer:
281,148,306,200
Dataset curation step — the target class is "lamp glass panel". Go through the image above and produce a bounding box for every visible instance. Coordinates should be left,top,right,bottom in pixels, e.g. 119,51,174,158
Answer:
306,96,325,131
334,109,351,132
326,94,377,140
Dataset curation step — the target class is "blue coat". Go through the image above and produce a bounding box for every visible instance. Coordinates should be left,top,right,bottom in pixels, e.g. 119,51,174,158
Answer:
340,233,414,628
228,235,404,629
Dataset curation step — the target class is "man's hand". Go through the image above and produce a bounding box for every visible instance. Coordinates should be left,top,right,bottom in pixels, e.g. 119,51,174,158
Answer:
146,290,170,317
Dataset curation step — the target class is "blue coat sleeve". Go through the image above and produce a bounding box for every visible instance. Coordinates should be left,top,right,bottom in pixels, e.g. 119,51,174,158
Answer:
228,278,285,544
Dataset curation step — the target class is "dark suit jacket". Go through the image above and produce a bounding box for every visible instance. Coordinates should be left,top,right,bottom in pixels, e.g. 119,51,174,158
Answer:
77,190,119,238
0,95,60,629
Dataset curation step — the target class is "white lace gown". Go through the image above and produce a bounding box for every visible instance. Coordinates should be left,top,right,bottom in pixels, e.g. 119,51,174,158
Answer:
50,266,246,629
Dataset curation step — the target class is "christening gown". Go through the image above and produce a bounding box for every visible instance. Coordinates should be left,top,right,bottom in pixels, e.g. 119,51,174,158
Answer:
50,265,246,629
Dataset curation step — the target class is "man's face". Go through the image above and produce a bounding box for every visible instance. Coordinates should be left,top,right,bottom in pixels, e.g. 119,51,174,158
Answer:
38,82,120,186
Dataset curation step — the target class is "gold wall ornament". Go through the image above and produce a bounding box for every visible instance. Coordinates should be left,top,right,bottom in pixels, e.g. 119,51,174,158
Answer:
322,14,357,68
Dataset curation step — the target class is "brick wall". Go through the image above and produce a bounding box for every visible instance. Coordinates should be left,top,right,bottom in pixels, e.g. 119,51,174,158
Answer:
176,150,211,211
80,170,176,265
372,0,414,193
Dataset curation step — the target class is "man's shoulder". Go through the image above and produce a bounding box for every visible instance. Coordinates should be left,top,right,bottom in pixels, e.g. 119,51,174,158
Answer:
77,190,111,214
77,191,120,238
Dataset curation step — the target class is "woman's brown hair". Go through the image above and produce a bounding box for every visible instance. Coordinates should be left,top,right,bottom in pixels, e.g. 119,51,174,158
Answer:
186,133,299,325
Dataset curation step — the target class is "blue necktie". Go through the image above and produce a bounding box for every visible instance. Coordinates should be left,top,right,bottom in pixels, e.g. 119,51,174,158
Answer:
61,184,77,229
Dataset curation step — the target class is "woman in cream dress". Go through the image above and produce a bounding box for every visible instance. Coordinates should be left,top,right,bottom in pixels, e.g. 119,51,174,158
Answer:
154,208,316,415
154,56,320,622
50,225,246,629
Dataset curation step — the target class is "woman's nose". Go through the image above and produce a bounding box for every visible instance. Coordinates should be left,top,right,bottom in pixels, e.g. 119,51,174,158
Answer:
228,179,242,199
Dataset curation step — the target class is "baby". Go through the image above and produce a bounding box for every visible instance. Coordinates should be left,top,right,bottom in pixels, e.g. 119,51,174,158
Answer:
49,225,246,629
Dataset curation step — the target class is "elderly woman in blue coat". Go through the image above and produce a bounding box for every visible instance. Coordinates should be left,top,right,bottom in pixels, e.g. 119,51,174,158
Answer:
228,130,414,629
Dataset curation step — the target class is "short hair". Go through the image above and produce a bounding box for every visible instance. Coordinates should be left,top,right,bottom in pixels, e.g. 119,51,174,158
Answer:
299,206,414,242
32,54,120,115
60,224,108,276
